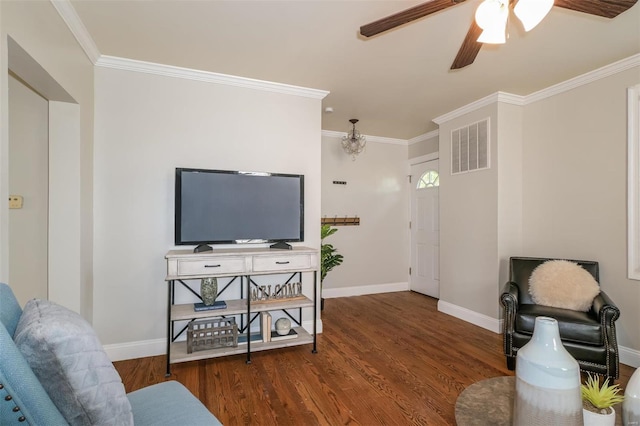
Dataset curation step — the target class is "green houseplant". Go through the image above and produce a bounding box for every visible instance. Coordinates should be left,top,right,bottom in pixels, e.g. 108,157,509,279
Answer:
320,224,343,308
581,372,625,425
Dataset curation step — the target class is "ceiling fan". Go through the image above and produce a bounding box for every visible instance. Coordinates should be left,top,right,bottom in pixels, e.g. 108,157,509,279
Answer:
360,0,638,70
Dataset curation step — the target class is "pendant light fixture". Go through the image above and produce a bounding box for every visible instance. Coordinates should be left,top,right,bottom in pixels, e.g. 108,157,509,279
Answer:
342,119,366,160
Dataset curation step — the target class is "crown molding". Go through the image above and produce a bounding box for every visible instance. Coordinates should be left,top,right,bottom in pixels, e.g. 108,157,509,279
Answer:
48,0,640,133
50,0,100,64
367,135,408,145
433,92,525,125
322,129,437,145
321,130,345,139
408,130,439,145
96,56,329,99
525,53,640,104
321,130,408,145
433,54,640,126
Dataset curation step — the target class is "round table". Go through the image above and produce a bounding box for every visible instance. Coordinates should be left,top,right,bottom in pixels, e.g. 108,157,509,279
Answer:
455,376,622,425
455,376,514,425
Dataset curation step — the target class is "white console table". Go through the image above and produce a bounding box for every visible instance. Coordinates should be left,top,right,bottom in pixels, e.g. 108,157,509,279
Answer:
164,246,318,375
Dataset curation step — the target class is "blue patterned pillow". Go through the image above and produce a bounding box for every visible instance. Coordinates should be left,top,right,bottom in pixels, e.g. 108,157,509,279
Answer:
13,299,133,426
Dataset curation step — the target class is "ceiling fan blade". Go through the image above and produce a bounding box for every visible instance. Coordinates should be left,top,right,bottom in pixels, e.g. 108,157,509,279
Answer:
450,21,483,70
554,0,637,18
360,0,466,37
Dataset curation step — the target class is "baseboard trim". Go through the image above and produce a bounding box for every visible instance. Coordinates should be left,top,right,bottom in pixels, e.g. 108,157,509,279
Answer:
104,319,324,362
322,282,409,299
437,301,640,369
104,338,166,362
437,300,502,334
620,345,640,368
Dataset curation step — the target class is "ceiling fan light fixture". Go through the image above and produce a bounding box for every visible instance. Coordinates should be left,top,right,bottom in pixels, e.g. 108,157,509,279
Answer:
477,27,507,44
514,0,554,31
475,0,508,44
475,0,508,29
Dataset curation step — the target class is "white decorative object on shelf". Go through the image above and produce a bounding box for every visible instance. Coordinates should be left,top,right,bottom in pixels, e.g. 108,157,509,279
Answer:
513,316,583,425
275,318,292,336
624,367,640,425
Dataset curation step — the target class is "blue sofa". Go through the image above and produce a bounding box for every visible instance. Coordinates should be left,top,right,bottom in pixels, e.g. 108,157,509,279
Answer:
0,283,222,425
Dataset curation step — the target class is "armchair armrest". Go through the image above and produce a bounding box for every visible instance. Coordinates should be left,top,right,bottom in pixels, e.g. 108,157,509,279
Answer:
592,290,620,325
500,281,519,308
500,281,519,359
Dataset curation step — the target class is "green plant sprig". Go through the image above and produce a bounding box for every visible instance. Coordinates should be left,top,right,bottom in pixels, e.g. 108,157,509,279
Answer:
581,372,625,410
320,225,343,283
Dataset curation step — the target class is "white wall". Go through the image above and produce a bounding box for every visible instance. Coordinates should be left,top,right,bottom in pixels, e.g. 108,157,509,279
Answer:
93,66,323,352
48,100,82,314
438,105,502,319
409,133,439,159
522,66,640,355
0,1,94,318
435,64,640,362
8,74,48,306
496,103,523,291
321,133,409,297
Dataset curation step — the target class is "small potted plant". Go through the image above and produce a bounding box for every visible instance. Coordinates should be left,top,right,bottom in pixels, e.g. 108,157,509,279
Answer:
320,224,343,309
581,372,625,426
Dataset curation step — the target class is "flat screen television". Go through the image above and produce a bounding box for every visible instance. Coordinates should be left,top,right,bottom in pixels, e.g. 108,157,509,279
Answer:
175,168,304,250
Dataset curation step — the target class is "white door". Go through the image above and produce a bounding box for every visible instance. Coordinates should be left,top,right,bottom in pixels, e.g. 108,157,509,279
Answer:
410,159,439,298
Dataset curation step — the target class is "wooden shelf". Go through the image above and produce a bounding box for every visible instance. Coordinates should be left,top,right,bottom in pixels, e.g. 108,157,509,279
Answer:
170,326,313,363
171,297,314,321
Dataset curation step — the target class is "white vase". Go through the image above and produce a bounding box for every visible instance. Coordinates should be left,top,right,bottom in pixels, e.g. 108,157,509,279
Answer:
583,407,615,426
624,367,640,425
513,316,583,425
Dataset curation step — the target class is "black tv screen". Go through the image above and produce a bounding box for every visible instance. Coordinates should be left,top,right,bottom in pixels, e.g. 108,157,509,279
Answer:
175,168,304,246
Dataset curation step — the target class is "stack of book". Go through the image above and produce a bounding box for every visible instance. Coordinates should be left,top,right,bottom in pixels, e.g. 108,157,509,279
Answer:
270,328,298,341
193,300,227,311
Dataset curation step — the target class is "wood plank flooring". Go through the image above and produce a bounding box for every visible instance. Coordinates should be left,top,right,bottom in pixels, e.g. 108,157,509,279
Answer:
114,291,635,425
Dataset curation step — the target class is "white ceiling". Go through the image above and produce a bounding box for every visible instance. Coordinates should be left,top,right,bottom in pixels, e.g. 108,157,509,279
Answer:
70,0,640,140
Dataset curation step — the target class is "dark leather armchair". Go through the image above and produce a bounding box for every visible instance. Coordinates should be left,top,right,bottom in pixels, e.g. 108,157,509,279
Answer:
500,256,620,380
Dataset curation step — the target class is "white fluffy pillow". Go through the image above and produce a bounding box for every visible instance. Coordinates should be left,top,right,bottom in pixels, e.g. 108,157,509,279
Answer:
528,260,600,312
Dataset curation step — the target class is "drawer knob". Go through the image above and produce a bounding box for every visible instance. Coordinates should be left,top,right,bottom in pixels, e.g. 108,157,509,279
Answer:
204,264,221,268
276,261,290,265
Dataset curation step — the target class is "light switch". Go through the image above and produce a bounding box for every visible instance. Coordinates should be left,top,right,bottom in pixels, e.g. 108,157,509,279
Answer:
9,195,23,209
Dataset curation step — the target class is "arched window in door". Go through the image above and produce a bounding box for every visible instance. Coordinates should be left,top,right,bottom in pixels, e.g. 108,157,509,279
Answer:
417,170,439,189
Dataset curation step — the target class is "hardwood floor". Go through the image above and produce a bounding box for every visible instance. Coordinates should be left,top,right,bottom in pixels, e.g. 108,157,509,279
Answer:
114,291,635,425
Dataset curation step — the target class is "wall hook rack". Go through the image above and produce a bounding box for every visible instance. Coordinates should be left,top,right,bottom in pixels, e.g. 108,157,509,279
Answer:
321,215,360,226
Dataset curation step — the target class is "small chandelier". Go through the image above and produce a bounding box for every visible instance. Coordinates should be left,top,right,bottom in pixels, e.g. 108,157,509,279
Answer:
341,119,366,160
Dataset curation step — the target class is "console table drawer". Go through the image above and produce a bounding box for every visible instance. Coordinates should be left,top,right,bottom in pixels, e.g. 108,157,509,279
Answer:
177,257,246,276
252,254,312,272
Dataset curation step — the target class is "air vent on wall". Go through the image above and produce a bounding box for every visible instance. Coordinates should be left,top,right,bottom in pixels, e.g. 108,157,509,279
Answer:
451,118,489,175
